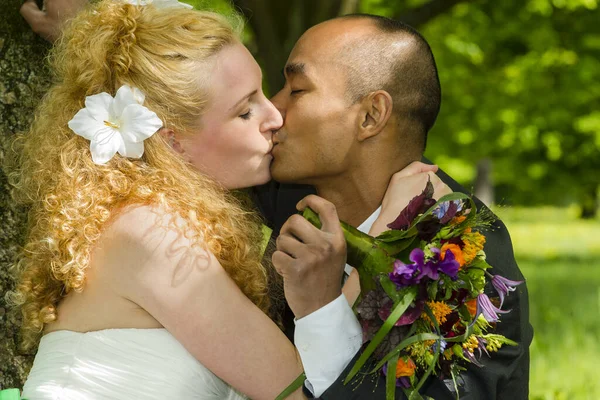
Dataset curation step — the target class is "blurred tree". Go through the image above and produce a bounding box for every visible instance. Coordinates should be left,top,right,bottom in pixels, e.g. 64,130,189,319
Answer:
416,0,600,217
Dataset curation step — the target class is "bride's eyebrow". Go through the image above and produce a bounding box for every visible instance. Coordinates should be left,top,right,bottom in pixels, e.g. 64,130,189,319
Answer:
228,90,257,112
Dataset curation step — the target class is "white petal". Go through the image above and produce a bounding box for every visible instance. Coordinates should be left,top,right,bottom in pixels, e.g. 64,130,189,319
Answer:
132,87,146,104
174,1,194,9
111,85,139,118
94,126,119,145
153,0,193,8
68,109,108,140
90,133,123,165
119,104,163,143
84,92,112,122
119,140,145,159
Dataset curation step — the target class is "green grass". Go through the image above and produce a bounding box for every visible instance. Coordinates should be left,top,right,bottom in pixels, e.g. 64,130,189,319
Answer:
494,207,600,400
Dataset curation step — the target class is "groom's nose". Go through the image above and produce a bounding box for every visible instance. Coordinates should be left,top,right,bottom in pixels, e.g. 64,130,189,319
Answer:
270,88,286,119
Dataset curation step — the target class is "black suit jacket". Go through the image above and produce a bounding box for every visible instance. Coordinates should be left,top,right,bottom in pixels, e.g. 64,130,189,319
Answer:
253,163,533,400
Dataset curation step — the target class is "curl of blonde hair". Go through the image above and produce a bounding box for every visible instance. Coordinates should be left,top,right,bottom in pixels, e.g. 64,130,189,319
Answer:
7,0,273,351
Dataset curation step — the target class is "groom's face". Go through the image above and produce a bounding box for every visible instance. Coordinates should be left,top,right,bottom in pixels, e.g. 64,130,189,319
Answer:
270,20,367,185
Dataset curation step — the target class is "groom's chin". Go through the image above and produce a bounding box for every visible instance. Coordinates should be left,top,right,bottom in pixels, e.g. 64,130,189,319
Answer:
270,162,304,185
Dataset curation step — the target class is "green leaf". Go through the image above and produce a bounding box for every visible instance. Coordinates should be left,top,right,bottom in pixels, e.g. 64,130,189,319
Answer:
386,355,399,400
409,391,426,400
259,224,272,259
344,287,418,384
380,275,402,304
370,332,441,372
427,280,439,300
274,372,306,400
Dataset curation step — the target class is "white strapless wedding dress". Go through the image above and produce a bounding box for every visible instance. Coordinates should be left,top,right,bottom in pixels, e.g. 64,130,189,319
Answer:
22,329,247,400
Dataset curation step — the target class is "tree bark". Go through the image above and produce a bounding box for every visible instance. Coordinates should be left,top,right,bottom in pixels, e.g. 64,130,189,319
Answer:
474,158,495,207
0,0,52,390
232,0,343,93
579,184,598,219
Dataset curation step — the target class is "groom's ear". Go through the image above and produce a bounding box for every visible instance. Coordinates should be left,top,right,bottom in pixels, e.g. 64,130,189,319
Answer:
356,90,393,142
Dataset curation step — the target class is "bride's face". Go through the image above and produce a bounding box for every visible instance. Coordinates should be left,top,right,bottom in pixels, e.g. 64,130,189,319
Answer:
180,42,282,189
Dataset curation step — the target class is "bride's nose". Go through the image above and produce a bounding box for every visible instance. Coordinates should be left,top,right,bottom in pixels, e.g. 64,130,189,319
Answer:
261,100,283,133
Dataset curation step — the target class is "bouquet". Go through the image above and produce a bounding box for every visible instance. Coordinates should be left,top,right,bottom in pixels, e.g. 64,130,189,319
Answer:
300,181,522,400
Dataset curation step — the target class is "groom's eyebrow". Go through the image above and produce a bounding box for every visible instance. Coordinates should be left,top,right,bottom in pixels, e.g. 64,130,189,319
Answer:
283,62,307,78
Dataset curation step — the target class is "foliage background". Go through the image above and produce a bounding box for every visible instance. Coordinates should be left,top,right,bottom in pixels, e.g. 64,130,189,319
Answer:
0,0,598,398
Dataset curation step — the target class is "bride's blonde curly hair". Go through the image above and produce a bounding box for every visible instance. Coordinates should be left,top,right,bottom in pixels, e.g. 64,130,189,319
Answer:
7,0,274,351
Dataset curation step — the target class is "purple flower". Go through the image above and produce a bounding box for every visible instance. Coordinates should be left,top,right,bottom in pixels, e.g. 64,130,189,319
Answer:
476,293,510,323
389,248,424,287
417,258,440,280
433,200,463,221
390,247,461,289
476,337,490,358
463,347,484,367
417,248,460,281
438,249,460,279
491,275,524,307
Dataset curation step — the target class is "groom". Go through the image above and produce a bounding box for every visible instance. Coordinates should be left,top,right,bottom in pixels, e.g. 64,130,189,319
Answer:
259,14,533,400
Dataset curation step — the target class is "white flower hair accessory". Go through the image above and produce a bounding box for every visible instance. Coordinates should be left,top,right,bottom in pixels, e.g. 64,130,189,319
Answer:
68,85,163,165
124,0,193,9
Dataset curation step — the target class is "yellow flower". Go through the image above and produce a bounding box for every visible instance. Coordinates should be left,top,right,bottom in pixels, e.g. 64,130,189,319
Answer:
462,335,479,353
461,231,486,264
443,348,454,361
423,301,453,327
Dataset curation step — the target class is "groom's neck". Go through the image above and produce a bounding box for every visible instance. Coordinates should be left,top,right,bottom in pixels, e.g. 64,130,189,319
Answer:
314,156,419,228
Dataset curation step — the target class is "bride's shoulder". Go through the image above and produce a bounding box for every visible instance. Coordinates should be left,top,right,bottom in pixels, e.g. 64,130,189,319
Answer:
104,203,196,245
95,204,218,282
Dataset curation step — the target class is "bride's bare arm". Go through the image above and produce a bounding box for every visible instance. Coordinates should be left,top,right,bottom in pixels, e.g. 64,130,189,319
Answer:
96,205,305,400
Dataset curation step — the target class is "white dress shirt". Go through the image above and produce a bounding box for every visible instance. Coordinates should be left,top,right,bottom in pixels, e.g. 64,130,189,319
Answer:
294,206,382,397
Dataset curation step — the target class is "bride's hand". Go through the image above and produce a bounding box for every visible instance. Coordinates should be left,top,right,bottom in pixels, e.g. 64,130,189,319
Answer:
369,161,452,237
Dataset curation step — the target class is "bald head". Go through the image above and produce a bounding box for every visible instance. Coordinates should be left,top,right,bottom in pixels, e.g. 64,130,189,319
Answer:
308,15,441,151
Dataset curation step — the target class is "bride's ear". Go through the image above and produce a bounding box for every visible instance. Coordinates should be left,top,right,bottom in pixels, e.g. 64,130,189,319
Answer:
158,128,185,155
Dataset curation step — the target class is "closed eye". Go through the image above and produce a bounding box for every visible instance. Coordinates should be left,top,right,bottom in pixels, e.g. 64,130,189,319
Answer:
290,89,304,95
239,110,253,120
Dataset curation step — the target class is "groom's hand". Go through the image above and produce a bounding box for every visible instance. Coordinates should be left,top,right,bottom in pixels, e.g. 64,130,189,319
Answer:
370,161,452,236
273,195,347,319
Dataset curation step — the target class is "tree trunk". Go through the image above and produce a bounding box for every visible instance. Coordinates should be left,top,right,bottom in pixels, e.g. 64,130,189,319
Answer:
233,0,343,93
579,184,598,219
474,158,495,207
0,0,52,390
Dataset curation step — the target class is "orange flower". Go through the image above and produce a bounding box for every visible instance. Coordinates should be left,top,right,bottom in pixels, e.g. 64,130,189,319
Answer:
396,357,417,378
462,232,486,264
465,298,477,317
440,243,465,267
450,215,467,225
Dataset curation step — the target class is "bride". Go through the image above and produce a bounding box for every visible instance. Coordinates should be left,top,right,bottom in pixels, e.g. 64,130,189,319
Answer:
8,1,444,399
